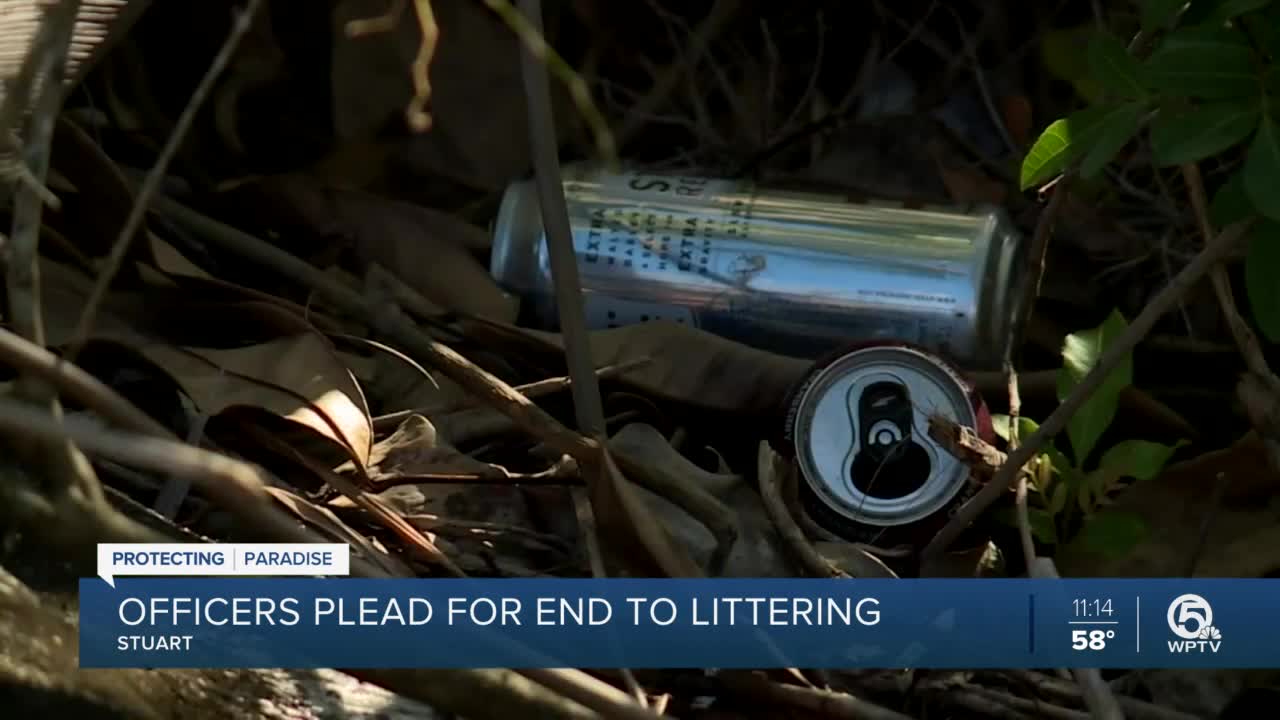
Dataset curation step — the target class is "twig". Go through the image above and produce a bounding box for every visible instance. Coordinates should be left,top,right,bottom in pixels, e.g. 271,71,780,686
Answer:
1,0,118,553
344,668,604,720
241,424,466,577
372,358,651,431
1029,559,1125,720
927,414,1008,472
756,442,850,578
482,0,618,167
616,0,741,147
0,395,397,578
518,1,647,703
519,668,666,720
922,219,1254,561
65,0,264,359
718,673,913,720
1011,179,1070,364
998,671,1201,720
1181,163,1280,396
1005,362,1037,569
0,326,175,439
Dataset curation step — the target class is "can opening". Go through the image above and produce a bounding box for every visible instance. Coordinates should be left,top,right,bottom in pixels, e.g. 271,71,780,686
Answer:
850,381,933,500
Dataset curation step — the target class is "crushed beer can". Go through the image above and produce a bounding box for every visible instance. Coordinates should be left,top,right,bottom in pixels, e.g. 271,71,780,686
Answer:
489,167,1027,368
775,342,995,548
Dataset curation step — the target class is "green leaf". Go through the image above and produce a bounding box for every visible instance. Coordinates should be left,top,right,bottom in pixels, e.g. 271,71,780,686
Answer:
1211,171,1255,227
1245,220,1280,341
1142,0,1188,31
1243,115,1280,221
1043,27,1106,104
1099,439,1186,480
1049,481,1070,515
994,507,1059,544
1045,444,1074,474
1080,103,1146,179
1088,33,1148,98
991,414,1042,442
1202,0,1275,24
1141,25,1258,99
1072,511,1148,559
1149,100,1260,166
1242,4,1280,57
1021,105,1145,189
1057,310,1133,465
1027,509,1060,545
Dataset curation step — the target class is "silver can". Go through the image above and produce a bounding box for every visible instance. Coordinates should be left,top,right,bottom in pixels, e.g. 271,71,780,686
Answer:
489,166,1026,368
780,343,991,546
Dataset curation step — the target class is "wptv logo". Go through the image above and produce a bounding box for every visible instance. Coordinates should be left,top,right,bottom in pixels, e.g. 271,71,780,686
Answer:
1166,593,1223,654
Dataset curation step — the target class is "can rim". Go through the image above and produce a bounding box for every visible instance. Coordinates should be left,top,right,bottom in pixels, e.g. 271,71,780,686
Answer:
791,345,977,528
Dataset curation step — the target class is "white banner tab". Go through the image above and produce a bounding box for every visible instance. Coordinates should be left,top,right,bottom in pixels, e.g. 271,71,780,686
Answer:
96,543,349,587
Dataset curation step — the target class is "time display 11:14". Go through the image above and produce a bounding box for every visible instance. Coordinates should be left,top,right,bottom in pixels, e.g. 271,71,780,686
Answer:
1074,599,1114,618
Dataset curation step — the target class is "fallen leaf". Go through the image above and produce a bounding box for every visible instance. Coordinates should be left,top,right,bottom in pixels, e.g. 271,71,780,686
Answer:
1055,433,1280,577
232,174,517,322
610,423,741,497
135,333,373,466
265,487,414,578
357,414,518,482
595,444,705,578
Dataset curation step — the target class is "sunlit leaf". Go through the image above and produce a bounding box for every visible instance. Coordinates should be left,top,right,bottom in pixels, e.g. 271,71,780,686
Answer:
1021,106,1140,189
1099,439,1186,481
1149,100,1260,166
1057,310,1132,465
991,414,1041,442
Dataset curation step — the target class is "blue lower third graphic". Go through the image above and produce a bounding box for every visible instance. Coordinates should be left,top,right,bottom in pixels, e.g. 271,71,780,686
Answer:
77,578,1280,668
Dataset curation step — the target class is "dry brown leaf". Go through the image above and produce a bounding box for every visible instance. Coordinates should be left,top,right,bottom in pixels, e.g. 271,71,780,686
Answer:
610,423,740,496
265,487,414,578
594,444,705,578
135,334,373,466
357,414,515,481
460,319,810,415
1055,433,1280,578
236,173,516,322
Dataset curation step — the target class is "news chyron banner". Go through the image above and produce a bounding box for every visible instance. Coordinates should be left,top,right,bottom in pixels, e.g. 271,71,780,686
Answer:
83,543,1276,668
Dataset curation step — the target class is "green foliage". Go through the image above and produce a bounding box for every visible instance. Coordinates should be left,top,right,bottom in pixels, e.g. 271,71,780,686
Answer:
991,313,1183,554
1023,0,1280,348
1141,25,1256,99
1245,225,1280,340
1149,100,1259,166
1057,309,1131,465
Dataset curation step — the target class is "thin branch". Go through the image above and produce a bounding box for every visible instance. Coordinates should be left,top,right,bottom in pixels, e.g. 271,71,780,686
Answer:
65,0,265,359
923,219,1255,560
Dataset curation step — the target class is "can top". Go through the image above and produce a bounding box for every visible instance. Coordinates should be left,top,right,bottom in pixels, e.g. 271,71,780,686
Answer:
791,345,976,528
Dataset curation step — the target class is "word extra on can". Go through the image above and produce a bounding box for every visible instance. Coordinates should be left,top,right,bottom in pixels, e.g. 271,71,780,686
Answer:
489,167,1027,369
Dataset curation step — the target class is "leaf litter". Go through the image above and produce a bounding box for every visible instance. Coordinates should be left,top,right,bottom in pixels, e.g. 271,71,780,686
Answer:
2,2,1279,719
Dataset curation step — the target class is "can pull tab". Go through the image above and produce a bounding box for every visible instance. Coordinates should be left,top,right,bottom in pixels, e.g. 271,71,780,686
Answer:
851,381,933,499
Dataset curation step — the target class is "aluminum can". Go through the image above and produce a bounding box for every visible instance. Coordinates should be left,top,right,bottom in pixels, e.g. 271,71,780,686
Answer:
489,166,1026,368
777,343,993,547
